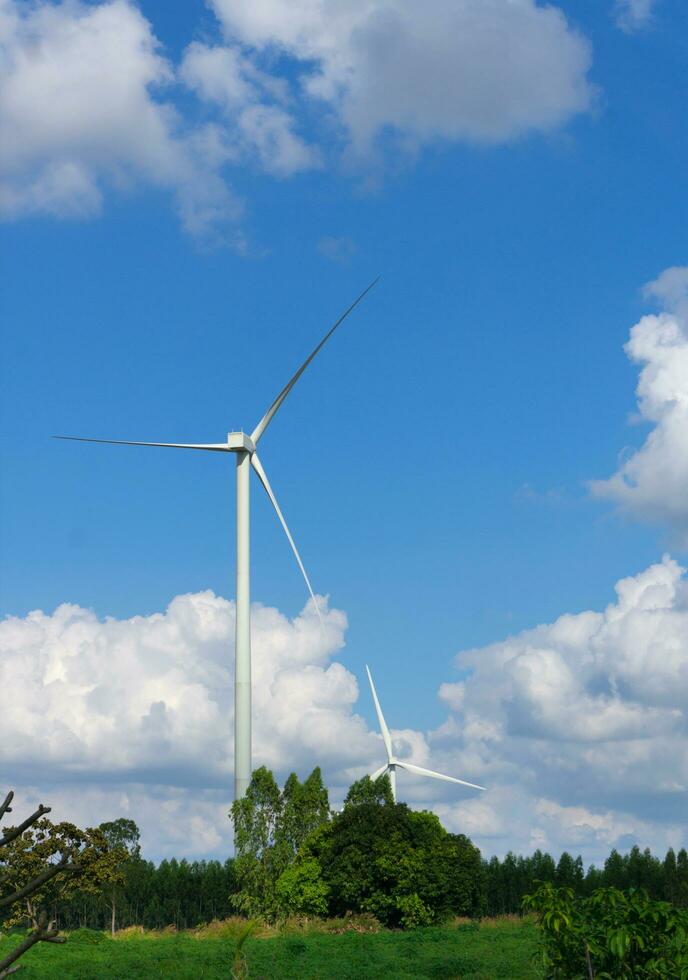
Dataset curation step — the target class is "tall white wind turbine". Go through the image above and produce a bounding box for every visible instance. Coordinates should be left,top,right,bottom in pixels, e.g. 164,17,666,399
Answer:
56,280,378,802
366,665,485,803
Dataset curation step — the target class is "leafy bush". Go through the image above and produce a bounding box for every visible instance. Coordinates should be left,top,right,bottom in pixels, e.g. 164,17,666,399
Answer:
524,881,688,978
303,783,484,928
274,857,329,918
231,766,330,920
229,768,484,928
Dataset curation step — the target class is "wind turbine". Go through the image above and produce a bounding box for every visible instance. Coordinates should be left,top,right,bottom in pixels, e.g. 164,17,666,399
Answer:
366,665,485,803
55,280,378,802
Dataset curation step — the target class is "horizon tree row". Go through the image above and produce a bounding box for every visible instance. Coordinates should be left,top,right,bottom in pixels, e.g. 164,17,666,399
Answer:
3,772,687,933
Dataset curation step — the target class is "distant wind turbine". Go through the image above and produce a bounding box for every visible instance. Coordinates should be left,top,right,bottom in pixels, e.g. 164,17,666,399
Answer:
366,665,485,803
55,280,379,802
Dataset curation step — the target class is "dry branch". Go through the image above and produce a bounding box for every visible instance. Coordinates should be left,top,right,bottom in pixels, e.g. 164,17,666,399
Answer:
0,791,76,978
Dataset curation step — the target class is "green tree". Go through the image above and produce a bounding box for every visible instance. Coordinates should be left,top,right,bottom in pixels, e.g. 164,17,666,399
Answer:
524,881,688,978
343,774,394,808
304,789,483,927
97,817,140,935
276,768,330,866
663,848,678,905
532,849,557,886
231,767,283,917
556,852,584,890
274,858,329,918
603,848,627,890
0,790,117,978
677,849,688,908
230,766,330,920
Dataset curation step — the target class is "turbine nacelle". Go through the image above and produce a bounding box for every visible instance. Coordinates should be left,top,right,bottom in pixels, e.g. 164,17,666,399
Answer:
226,431,256,453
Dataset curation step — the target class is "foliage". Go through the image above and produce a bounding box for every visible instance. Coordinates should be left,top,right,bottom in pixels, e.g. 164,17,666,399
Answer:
278,770,330,857
96,818,140,935
481,844,688,917
0,790,120,978
1,819,115,931
46,835,688,935
303,785,484,927
230,767,331,920
524,880,688,978
47,855,237,931
274,858,329,918
229,768,483,927
343,775,394,808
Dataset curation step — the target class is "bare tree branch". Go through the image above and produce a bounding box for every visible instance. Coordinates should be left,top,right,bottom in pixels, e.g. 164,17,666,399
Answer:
0,792,14,822
0,804,51,849
0,853,78,910
0,911,64,978
1,791,93,977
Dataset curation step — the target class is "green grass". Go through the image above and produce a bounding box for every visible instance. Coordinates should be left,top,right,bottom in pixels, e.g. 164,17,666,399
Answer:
1,917,541,979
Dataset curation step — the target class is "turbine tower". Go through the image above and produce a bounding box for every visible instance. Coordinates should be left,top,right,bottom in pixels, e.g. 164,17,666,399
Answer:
56,280,378,802
366,665,485,803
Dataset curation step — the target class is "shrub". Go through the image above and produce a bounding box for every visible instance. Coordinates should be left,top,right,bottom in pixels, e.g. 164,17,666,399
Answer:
306,796,484,927
275,858,329,918
523,881,688,978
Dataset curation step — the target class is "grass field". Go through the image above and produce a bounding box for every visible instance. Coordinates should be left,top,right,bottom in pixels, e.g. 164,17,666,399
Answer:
1,917,541,979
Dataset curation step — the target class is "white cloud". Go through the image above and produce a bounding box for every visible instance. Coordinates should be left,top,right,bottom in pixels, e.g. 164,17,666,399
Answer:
0,591,369,785
0,0,593,234
0,0,318,239
0,0,243,238
590,267,688,537
180,41,319,177
209,0,594,152
430,555,688,860
0,591,384,856
615,0,657,32
3,557,688,864
644,265,688,318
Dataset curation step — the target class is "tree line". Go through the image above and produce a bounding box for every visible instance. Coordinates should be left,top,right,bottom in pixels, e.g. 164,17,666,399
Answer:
4,771,688,936
484,844,688,915
49,839,688,932
52,855,238,932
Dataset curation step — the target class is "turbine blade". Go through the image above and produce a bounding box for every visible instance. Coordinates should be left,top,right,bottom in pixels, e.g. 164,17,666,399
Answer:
396,761,485,791
54,436,229,452
250,278,379,445
365,665,393,760
371,765,388,781
250,452,324,628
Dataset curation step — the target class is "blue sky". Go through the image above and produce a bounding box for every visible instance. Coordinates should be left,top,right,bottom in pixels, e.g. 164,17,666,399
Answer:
1,0,687,862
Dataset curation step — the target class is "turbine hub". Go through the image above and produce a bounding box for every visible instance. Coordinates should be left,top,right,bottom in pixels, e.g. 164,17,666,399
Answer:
226,431,256,453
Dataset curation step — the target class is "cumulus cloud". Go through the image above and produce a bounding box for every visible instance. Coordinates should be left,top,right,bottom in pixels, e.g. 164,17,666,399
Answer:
0,0,317,238
180,41,319,177
0,592,388,857
644,265,688,317
0,591,367,786
0,0,242,236
209,0,594,153
430,555,688,860
3,557,688,864
615,0,657,32
0,0,594,233
590,267,688,537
